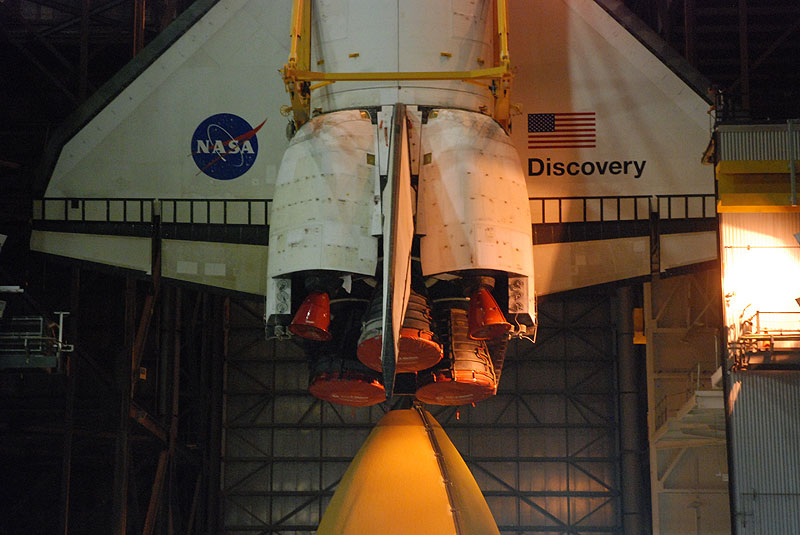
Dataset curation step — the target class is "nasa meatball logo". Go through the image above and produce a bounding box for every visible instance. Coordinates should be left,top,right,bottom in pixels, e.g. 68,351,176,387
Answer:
191,113,266,180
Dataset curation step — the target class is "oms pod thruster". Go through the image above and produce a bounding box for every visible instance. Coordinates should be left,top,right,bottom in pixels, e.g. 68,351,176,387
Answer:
265,0,535,403
265,105,535,403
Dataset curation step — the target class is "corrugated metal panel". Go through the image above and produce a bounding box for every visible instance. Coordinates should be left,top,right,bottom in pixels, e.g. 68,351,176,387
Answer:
719,212,800,330
717,124,800,161
728,371,800,534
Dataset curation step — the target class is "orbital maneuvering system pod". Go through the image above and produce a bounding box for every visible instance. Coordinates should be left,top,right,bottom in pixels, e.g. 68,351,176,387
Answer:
265,0,536,404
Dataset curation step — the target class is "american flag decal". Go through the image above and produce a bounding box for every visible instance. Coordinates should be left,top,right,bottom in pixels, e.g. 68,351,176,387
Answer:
527,112,596,149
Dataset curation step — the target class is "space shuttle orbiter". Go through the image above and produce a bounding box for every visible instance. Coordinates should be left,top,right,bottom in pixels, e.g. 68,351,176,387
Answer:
265,0,535,403
31,0,537,405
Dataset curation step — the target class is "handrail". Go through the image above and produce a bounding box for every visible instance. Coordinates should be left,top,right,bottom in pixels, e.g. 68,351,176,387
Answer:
34,194,715,227
653,363,711,432
528,194,716,225
730,309,800,368
33,198,272,227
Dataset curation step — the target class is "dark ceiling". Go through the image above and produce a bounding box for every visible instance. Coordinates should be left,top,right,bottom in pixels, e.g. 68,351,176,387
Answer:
1,0,800,233
627,0,800,120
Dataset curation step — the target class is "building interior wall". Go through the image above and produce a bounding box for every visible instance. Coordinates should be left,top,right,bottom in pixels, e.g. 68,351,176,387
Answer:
0,262,632,534
222,290,626,534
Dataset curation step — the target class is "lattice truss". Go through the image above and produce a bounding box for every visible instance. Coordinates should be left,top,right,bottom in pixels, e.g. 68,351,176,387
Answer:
222,294,621,535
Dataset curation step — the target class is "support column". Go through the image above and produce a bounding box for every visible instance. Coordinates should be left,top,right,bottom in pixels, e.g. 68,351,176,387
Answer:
738,0,750,111
59,266,80,535
142,286,179,535
167,288,182,529
132,0,146,56
78,0,90,100
617,285,645,534
683,0,697,67
113,277,137,534
205,295,227,534
649,197,660,276
644,283,660,534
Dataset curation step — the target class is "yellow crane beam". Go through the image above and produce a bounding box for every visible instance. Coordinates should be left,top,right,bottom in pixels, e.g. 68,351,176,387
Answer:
282,0,514,131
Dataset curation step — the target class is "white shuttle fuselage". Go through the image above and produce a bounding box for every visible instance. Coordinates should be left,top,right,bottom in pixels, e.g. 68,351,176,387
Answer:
33,0,717,409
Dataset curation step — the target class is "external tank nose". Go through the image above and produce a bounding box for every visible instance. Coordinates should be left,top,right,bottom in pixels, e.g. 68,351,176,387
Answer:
317,407,499,535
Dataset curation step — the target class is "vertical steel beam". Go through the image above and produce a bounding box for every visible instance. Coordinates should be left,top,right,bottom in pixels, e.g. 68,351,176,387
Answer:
142,286,180,534
656,0,669,39
79,0,90,101
168,288,182,532
738,0,750,111
159,287,171,416
197,293,211,530
788,120,797,206
59,266,80,535
643,282,663,534
169,288,182,456
133,0,146,56
159,0,178,31
649,198,660,275
206,295,226,534
113,277,137,534
683,0,697,67
617,286,645,535
564,355,572,527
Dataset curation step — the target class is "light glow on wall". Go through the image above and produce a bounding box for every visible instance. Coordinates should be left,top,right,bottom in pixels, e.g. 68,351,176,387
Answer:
721,213,800,336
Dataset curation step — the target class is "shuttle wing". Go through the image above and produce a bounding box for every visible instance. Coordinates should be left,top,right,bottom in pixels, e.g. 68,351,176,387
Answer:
32,0,294,296
33,0,720,300
508,0,718,295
